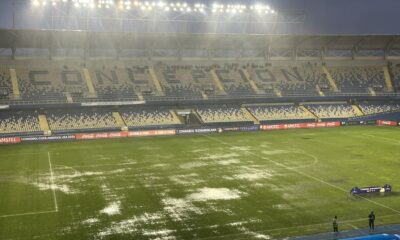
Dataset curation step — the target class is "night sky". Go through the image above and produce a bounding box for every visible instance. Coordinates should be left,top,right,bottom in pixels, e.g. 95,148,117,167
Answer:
0,0,399,34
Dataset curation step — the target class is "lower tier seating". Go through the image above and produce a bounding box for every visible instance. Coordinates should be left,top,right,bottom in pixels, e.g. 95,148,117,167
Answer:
120,108,181,127
305,103,357,118
247,104,313,121
0,111,41,134
196,105,251,123
47,109,119,131
358,103,400,115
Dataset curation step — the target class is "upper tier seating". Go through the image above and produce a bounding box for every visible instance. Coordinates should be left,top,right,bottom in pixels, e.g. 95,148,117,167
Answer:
155,65,204,99
358,103,400,115
0,66,12,99
390,64,400,92
0,61,395,105
120,108,181,127
196,105,251,123
212,64,255,97
247,64,330,96
16,66,87,102
247,104,313,121
329,66,386,93
305,103,357,118
47,109,119,131
89,66,143,101
0,111,41,135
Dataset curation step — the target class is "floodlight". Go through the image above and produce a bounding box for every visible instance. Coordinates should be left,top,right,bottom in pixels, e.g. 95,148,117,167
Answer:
33,0,39,6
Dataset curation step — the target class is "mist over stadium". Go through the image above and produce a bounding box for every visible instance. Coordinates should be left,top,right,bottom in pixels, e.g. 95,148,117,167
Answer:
0,0,400,240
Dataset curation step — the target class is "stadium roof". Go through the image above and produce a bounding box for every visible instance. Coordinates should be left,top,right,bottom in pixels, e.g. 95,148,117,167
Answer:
1,29,399,51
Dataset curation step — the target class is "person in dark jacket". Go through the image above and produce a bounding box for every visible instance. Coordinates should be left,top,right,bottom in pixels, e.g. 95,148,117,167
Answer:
332,216,339,232
368,211,375,230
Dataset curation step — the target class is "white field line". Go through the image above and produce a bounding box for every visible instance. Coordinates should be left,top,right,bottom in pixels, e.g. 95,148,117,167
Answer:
53,161,137,169
348,223,359,230
362,133,400,144
202,134,400,215
0,152,46,157
48,152,59,212
198,213,400,240
0,210,58,218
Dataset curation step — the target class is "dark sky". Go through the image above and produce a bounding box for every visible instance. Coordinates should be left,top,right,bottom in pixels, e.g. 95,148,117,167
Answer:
0,0,399,34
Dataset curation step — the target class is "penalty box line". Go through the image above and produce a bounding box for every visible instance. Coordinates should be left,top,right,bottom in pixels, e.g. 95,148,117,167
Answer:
0,210,58,218
202,134,400,215
48,152,59,212
0,152,58,218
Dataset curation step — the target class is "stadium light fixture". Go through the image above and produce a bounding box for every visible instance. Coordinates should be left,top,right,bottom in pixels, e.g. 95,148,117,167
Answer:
30,0,278,15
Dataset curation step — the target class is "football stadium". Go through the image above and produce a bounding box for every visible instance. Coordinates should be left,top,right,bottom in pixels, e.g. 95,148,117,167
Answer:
1,0,400,239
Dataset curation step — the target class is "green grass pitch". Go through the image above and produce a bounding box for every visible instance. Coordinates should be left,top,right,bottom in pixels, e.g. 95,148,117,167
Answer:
1,126,400,240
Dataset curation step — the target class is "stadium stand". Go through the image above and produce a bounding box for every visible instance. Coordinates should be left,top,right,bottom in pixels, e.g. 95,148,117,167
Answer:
246,63,331,96
46,109,120,132
0,67,12,99
0,111,42,135
328,66,386,94
305,103,358,119
88,64,139,102
120,108,182,129
196,105,253,124
358,102,400,115
247,104,315,121
154,64,203,99
390,63,400,92
212,64,255,97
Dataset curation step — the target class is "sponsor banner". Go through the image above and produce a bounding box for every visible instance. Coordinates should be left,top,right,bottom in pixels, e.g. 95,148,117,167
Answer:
376,120,398,126
222,127,240,132
76,130,176,140
240,125,260,132
177,128,219,134
222,126,260,132
0,137,21,144
260,122,340,130
21,135,75,142
128,129,176,137
75,132,128,140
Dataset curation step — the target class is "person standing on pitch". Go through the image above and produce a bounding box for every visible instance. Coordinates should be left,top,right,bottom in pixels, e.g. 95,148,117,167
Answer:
368,211,375,230
332,216,339,232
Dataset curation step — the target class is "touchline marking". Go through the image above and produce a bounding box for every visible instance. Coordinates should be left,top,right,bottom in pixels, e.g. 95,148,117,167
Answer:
348,223,359,230
202,134,400,215
362,133,400,144
0,210,58,218
198,213,400,240
48,152,59,212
